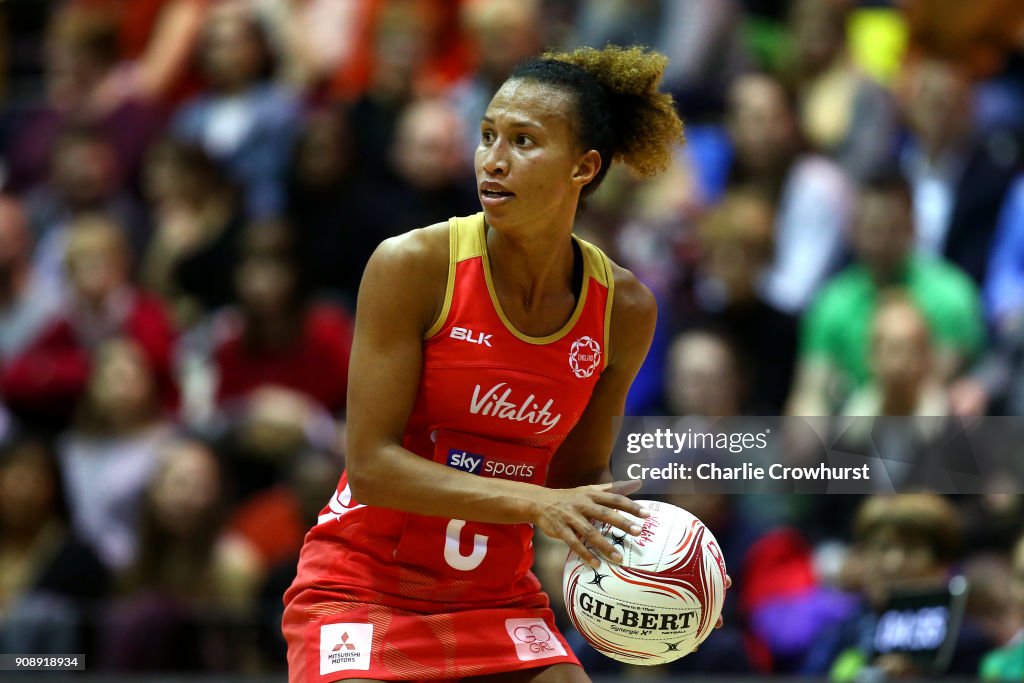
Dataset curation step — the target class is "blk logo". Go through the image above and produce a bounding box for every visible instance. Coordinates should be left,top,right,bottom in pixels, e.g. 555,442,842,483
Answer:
451,326,492,347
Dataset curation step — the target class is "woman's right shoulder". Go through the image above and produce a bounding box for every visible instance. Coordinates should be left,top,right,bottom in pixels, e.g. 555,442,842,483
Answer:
359,221,452,330
368,221,451,279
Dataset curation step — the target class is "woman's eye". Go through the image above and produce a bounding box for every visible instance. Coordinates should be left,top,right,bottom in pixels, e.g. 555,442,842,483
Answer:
481,130,494,143
516,135,532,146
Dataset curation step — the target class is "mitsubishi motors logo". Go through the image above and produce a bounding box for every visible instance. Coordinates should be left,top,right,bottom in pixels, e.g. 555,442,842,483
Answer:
569,336,602,378
320,623,372,674
332,632,356,652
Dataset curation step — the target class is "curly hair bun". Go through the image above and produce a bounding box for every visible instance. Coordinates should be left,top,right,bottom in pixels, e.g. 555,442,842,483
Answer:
545,45,684,178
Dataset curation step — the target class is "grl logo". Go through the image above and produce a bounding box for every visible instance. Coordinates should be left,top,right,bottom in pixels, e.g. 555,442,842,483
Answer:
504,618,567,661
569,336,602,378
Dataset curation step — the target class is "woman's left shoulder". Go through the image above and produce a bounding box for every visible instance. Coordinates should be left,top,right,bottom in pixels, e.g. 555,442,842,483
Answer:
607,262,657,326
604,263,657,370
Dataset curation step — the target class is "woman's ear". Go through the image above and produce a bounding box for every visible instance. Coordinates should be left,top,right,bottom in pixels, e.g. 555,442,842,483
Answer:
572,149,602,187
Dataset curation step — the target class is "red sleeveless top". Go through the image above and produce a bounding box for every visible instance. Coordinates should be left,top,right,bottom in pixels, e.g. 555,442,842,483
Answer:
288,213,615,611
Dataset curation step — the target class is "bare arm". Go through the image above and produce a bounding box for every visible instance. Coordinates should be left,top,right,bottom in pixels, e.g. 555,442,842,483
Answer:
345,228,649,566
547,270,735,620
134,0,205,100
546,265,658,490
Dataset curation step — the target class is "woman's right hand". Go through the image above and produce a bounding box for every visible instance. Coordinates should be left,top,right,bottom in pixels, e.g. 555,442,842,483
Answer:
531,480,649,569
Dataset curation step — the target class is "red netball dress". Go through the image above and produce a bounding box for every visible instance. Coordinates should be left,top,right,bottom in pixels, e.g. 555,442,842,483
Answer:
283,213,615,681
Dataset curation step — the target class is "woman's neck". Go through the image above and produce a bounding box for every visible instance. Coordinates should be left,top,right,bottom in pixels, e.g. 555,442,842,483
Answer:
485,220,576,311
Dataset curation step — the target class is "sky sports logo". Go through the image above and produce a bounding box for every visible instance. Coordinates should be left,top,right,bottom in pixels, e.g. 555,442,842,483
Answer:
447,449,535,481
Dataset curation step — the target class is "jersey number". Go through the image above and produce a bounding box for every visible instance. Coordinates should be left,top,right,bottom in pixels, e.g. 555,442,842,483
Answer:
443,519,488,571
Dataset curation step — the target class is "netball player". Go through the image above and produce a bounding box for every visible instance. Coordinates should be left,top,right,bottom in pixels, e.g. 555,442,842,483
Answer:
284,45,718,682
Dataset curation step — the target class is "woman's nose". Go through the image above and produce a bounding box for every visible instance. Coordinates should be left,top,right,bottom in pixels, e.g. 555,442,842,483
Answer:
480,139,508,176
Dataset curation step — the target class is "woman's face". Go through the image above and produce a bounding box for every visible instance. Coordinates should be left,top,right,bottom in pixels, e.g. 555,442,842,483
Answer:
143,147,202,204
297,112,351,189
200,10,266,91
727,76,796,174
0,444,56,534
475,79,597,229
235,228,298,316
87,339,156,420
151,443,221,538
65,222,127,305
862,526,944,589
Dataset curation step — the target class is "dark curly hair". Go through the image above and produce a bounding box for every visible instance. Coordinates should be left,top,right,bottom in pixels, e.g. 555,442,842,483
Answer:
509,45,684,196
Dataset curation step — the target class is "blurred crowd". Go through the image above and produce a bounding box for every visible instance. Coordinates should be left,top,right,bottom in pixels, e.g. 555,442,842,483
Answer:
1,0,1024,679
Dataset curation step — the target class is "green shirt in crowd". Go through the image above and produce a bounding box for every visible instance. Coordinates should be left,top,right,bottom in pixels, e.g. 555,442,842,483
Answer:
800,255,985,387
981,639,1024,681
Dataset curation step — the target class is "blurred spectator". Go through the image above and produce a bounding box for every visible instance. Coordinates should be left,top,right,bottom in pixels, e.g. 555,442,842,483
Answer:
739,525,857,673
719,72,854,314
254,0,369,92
340,1,427,182
100,436,261,671
898,58,1021,285
140,137,244,325
57,338,175,571
984,175,1024,330
570,0,748,116
0,435,110,655
209,220,353,415
215,385,341,508
787,171,984,415
904,0,1024,83
687,189,798,413
286,106,367,305
26,125,147,293
72,0,208,109
804,494,995,678
787,0,897,182
841,294,948,417
960,494,1024,558
953,174,1024,415
4,3,164,193
981,533,1024,680
305,96,477,299
447,0,542,160
248,452,341,667
0,195,62,363
594,161,696,415
172,0,301,218
372,97,477,237
231,449,339,577
964,554,1020,657
329,0,470,102
1,214,176,427
664,329,745,417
